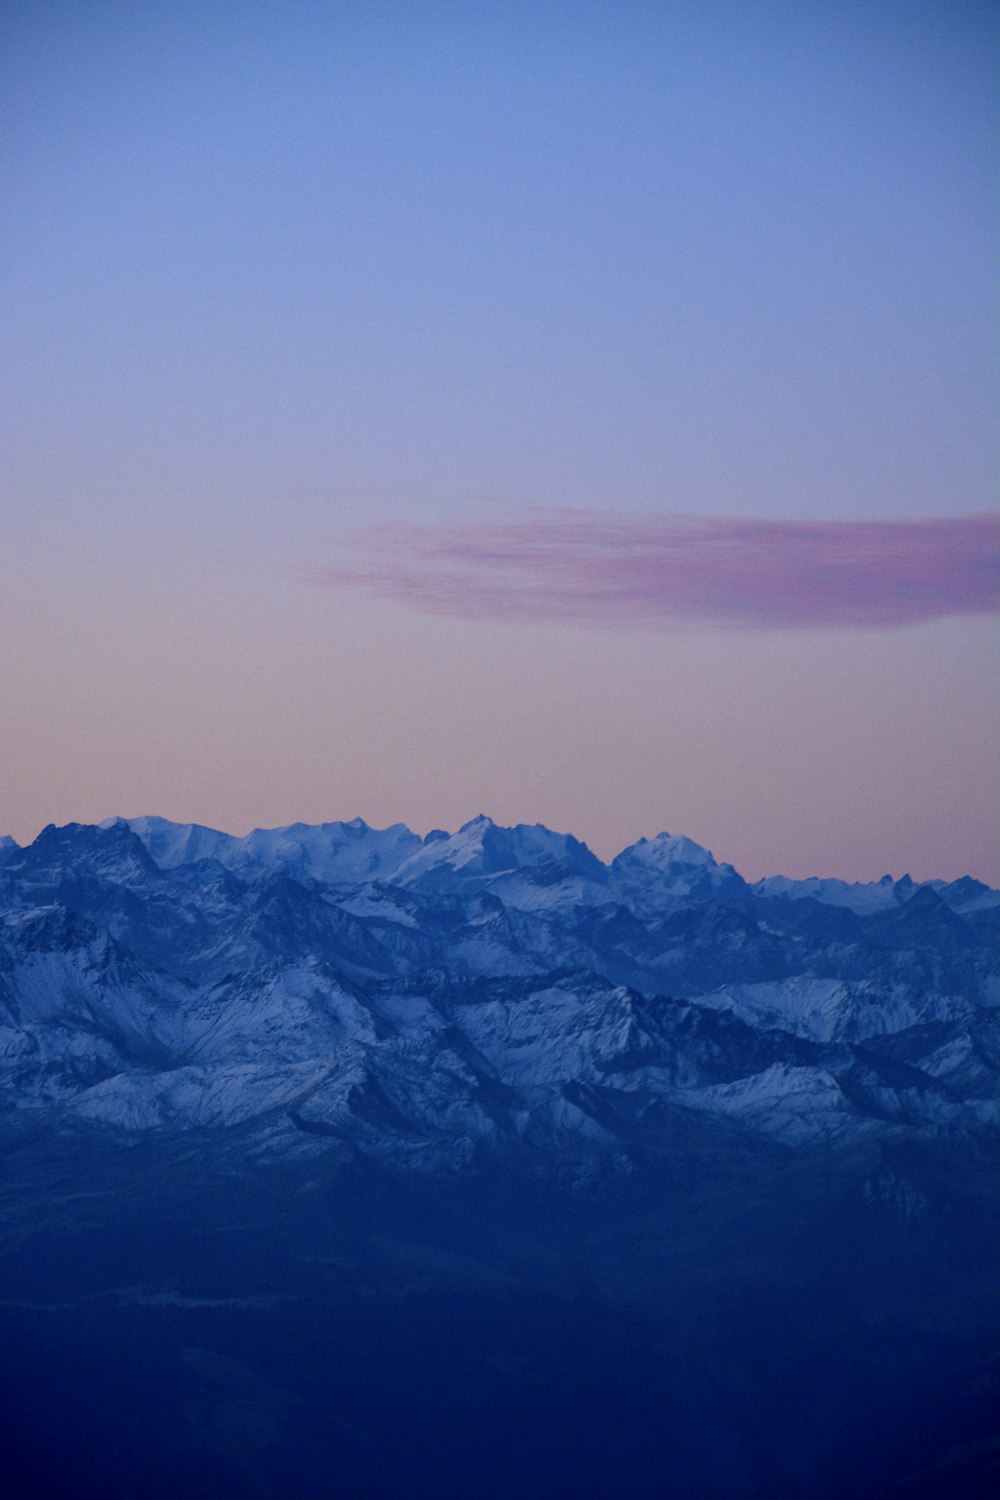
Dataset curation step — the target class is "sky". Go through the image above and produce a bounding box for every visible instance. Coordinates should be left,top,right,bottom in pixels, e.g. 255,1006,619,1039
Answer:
1,0,997,882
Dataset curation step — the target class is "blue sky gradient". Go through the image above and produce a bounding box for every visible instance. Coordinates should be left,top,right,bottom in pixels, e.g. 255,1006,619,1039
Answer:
2,1,997,878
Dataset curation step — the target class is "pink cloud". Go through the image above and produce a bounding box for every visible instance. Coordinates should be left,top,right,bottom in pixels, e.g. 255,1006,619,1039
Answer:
308,510,1000,630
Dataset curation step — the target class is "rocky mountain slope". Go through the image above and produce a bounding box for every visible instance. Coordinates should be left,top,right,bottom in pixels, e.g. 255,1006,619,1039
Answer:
1,814,996,1172
2,816,999,1498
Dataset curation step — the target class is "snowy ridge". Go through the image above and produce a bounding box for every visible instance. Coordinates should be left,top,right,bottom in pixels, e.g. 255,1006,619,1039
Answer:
100,814,424,886
0,816,996,1172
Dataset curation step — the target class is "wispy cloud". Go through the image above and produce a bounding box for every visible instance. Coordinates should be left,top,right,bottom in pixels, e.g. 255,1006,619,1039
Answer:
308,510,1000,631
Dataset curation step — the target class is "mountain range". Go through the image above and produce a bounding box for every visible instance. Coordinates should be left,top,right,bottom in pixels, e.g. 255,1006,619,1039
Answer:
1,815,998,1498
0,813,997,1166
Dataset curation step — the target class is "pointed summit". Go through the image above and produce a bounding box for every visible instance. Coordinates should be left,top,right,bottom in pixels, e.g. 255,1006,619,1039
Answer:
458,814,495,834
392,817,605,893
869,884,977,948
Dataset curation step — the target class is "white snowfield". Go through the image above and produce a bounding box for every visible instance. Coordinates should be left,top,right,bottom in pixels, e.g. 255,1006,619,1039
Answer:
0,815,996,1170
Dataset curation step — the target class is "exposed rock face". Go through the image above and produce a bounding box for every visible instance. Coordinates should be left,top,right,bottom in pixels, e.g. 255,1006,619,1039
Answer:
0,816,995,1167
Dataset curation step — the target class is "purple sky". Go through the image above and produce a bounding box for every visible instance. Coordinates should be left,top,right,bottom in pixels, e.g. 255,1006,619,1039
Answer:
2,1,997,882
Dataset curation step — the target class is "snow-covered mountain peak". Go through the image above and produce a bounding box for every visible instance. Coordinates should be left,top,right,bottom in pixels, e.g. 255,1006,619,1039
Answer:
458,813,493,833
392,816,606,894
614,832,720,871
220,819,422,886
610,831,747,907
102,815,236,869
